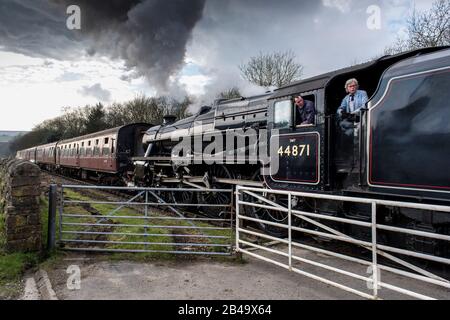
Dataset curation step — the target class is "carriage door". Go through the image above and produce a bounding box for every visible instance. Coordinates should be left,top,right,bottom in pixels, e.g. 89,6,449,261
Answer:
76,144,80,167
57,147,61,166
111,138,116,171
105,137,113,169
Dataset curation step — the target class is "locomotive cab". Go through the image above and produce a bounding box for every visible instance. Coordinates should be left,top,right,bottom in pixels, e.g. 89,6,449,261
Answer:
266,89,324,192
265,47,450,196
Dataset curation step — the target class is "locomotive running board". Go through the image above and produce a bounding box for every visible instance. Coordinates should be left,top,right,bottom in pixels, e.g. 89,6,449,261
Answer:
161,176,264,188
242,189,449,283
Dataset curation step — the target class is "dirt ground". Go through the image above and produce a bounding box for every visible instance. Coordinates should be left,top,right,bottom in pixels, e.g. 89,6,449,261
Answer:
43,247,449,300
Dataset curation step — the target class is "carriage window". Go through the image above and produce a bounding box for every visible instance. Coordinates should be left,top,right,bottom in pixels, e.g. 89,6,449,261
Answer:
88,141,91,146
102,147,110,156
274,100,293,129
104,138,109,144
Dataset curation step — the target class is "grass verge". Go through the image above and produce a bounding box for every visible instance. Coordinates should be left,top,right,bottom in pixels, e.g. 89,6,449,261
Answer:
0,196,49,299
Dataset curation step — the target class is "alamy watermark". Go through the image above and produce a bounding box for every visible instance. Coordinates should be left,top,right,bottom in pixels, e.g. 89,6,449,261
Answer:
167,123,280,175
367,5,382,30
366,265,381,290
66,265,81,290
66,5,81,30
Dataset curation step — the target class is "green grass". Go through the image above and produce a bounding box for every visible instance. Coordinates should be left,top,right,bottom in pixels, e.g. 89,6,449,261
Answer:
0,253,38,283
0,251,39,299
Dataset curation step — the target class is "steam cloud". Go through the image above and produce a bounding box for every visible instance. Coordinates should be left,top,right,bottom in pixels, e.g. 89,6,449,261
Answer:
54,0,207,91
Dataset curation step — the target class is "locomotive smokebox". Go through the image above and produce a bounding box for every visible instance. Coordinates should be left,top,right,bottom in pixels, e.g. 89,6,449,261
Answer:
163,115,177,125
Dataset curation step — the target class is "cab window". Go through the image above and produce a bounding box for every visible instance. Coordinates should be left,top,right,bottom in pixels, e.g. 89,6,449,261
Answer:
294,94,316,127
274,100,293,129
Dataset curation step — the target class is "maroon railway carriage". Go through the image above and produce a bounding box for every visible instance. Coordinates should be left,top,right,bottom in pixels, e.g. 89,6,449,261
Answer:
16,147,36,162
56,123,151,184
35,142,58,169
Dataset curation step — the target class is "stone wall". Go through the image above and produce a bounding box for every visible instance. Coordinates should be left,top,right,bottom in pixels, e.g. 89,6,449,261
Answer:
0,158,42,252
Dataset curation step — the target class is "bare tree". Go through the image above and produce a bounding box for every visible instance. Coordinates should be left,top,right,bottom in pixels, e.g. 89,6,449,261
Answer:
60,107,86,139
217,87,242,100
168,96,192,120
385,0,450,54
239,50,303,88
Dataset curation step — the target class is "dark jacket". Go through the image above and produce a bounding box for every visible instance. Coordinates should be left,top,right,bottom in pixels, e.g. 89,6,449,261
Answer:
297,100,316,125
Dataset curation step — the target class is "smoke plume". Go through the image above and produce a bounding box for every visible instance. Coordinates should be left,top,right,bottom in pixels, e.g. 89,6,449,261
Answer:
54,0,206,91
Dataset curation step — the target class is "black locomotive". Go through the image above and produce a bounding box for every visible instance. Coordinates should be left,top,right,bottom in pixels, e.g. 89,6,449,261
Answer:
133,47,450,260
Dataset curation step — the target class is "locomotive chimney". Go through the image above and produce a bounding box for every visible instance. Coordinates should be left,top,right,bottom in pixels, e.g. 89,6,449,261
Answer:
163,115,177,125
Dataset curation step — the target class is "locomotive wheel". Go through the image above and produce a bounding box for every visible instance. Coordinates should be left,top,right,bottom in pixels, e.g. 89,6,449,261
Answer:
198,165,233,218
243,170,288,237
171,183,196,213
152,186,175,209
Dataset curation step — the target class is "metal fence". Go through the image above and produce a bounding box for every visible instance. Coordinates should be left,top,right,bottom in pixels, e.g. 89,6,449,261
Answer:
235,186,450,300
49,184,234,256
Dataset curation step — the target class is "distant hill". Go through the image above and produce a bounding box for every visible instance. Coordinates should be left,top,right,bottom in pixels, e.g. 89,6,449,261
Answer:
0,131,27,157
0,131,26,140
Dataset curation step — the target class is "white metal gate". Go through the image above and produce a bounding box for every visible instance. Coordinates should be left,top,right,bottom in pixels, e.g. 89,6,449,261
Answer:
235,186,450,300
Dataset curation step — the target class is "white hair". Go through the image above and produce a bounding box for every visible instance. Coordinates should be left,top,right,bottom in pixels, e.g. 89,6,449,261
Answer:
345,78,359,92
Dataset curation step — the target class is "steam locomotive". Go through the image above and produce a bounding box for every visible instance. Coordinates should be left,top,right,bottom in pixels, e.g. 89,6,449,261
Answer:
133,47,450,259
17,46,450,260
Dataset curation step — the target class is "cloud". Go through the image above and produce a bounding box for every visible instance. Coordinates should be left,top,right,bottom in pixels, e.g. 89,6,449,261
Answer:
78,83,111,101
0,0,439,131
185,0,389,104
55,72,85,82
0,0,207,93
0,0,82,59
322,0,353,13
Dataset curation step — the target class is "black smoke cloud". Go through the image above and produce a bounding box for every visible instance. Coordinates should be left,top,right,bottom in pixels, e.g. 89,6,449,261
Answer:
0,0,78,59
0,0,206,91
54,0,207,91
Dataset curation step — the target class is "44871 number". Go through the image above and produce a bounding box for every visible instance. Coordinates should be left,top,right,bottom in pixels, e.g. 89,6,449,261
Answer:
277,144,311,157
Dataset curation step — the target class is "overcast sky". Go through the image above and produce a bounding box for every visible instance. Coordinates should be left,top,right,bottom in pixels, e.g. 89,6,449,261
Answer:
0,0,434,131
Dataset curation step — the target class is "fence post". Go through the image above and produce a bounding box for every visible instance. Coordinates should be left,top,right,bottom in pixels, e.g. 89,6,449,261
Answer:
288,193,292,271
235,187,242,260
145,190,148,250
47,184,57,251
371,202,379,299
